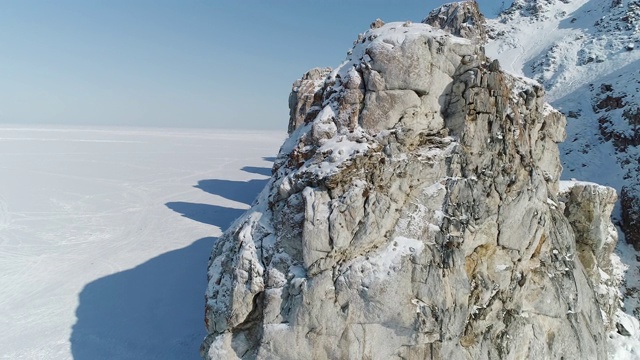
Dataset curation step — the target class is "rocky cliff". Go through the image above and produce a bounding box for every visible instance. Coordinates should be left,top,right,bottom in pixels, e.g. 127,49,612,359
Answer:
487,0,640,253
484,0,640,341
202,2,623,359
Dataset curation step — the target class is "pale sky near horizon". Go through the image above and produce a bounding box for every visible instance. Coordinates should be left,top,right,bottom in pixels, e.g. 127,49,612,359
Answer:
0,1,509,130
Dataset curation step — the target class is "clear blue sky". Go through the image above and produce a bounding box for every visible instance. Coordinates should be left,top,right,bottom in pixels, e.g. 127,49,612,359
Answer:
0,1,508,130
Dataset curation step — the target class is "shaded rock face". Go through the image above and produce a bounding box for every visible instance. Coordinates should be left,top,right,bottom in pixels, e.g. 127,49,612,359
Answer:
621,185,640,250
202,4,619,360
589,83,640,250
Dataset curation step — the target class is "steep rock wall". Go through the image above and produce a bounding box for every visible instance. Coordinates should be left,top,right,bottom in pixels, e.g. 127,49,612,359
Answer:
202,3,620,359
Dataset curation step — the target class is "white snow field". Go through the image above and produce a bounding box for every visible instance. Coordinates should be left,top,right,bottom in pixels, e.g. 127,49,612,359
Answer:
0,126,284,360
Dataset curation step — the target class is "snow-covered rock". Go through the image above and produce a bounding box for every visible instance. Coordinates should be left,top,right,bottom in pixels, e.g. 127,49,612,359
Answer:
202,1,623,359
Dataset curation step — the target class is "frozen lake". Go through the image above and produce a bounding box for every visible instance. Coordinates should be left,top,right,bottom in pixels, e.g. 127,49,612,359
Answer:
0,126,284,359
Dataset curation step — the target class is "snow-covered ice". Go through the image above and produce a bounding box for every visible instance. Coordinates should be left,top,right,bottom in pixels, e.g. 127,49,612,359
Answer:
0,126,284,359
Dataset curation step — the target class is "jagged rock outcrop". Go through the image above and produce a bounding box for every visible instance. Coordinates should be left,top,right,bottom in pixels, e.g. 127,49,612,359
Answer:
422,0,487,42
559,181,622,328
500,0,568,21
288,67,332,134
202,2,621,359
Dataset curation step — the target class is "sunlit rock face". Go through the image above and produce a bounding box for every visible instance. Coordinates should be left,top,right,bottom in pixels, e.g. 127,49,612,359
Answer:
202,2,620,359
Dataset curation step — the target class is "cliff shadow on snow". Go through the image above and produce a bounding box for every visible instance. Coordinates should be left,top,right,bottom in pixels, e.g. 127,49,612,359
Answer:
70,164,273,360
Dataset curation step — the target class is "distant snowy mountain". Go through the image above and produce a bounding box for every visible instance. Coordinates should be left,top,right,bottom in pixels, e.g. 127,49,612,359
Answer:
486,0,640,323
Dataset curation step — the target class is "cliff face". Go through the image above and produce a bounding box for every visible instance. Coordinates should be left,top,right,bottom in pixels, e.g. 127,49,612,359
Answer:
202,2,622,359
484,0,640,337
486,0,640,251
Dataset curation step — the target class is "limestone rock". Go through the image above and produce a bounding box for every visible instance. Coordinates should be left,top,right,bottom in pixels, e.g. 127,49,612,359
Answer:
202,6,621,360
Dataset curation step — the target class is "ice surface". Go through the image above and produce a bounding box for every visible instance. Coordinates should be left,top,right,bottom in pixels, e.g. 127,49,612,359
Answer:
0,126,284,359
